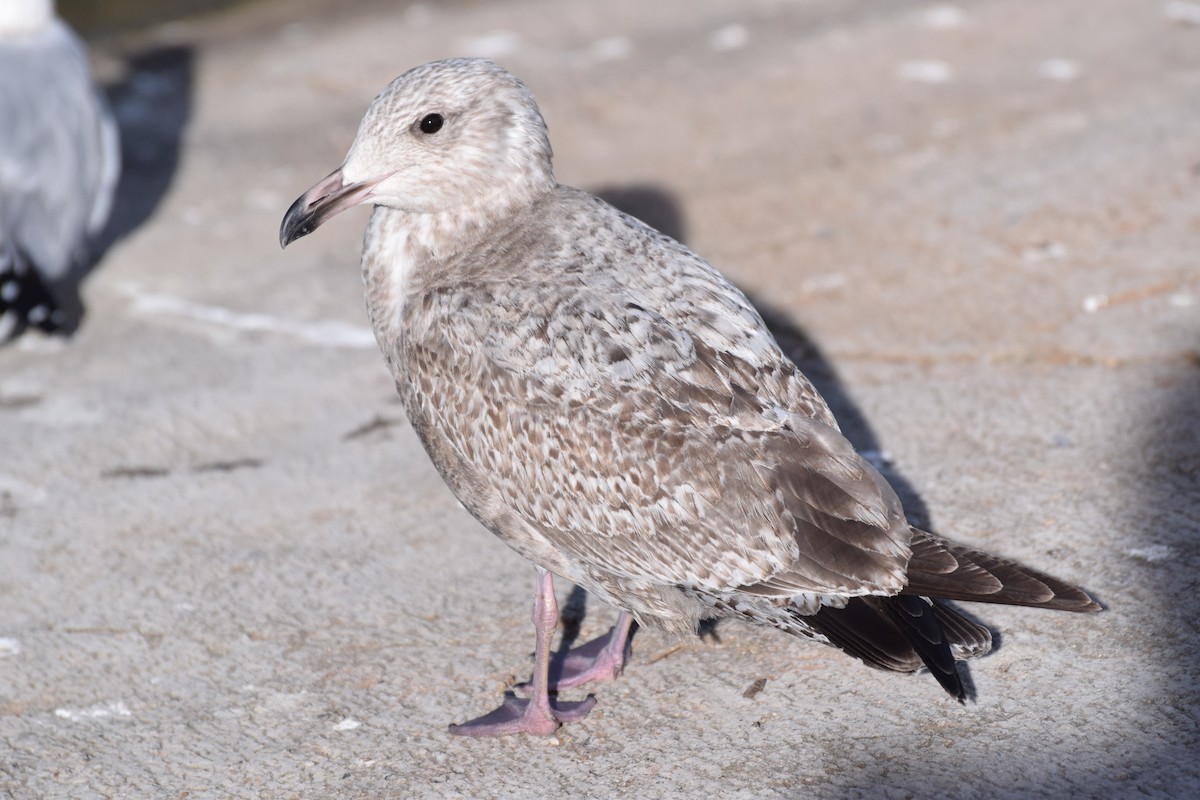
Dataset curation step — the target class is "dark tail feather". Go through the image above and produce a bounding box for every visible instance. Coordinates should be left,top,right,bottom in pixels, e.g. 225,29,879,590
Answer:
1,244,66,337
931,601,992,660
804,596,990,701
877,596,965,701
903,528,1101,612
803,597,923,674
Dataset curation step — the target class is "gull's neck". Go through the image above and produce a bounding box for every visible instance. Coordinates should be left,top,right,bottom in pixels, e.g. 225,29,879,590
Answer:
359,181,551,349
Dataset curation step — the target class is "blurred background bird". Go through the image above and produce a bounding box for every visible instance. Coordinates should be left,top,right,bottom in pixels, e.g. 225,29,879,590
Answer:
0,0,119,340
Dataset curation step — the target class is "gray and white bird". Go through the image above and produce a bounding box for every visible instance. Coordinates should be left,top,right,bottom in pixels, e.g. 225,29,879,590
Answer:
0,0,119,338
280,58,1099,737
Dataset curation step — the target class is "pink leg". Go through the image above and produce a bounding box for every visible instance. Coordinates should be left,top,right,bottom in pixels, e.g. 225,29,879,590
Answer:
448,568,596,737
520,610,634,693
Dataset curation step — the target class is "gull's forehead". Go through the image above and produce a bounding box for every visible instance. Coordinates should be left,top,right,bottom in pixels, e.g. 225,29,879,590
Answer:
373,58,514,117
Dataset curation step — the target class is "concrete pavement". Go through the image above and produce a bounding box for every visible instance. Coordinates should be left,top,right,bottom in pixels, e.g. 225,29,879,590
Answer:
2,0,1198,796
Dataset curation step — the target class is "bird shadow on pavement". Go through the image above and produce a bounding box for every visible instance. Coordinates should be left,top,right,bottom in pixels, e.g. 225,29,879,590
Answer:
97,44,194,251
60,44,194,332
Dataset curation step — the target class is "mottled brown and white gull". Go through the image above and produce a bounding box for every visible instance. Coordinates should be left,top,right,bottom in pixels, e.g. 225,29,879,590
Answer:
0,0,119,338
280,57,1100,737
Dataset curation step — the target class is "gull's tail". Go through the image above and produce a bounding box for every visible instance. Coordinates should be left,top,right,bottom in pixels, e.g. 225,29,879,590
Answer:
803,528,1100,700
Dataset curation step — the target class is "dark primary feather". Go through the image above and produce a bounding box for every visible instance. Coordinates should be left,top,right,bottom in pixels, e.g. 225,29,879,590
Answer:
903,528,1101,612
806,596,985,701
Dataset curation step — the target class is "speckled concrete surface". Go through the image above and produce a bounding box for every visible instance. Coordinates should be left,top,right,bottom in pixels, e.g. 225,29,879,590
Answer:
2,1,1198,797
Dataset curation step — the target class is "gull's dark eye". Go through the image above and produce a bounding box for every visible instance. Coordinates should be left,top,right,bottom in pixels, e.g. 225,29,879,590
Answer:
419,113,444,134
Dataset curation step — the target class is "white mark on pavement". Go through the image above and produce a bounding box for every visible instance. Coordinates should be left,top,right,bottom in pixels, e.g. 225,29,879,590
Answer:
1168,292,1195,307
0,638,21,657
1126,545,1173,563
1022,241,1068,263
583,36,632,63
1039,58,1080,81
455,30,522,58
710,24,749,52
122,285,376,349
1164,1,1200,25
333,717,363,731
0,474,48,504
931,118,961,138
55,701,133,722
897,60,954,83
15,334,68,354
16,394,102,426
922,5,967,29
800,273,848,295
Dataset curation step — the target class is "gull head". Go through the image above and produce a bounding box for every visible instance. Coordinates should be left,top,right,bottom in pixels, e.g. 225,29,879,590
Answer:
281,58,555,248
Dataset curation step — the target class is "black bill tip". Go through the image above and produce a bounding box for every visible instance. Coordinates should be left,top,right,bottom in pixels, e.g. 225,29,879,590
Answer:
279,193,318,249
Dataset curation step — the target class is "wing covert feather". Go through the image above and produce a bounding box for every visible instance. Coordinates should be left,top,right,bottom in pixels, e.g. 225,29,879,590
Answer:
401,276,912,596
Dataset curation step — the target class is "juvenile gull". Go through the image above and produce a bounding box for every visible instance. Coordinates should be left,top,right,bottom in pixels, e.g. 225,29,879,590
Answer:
280,58,1100,737
0,0,119,338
